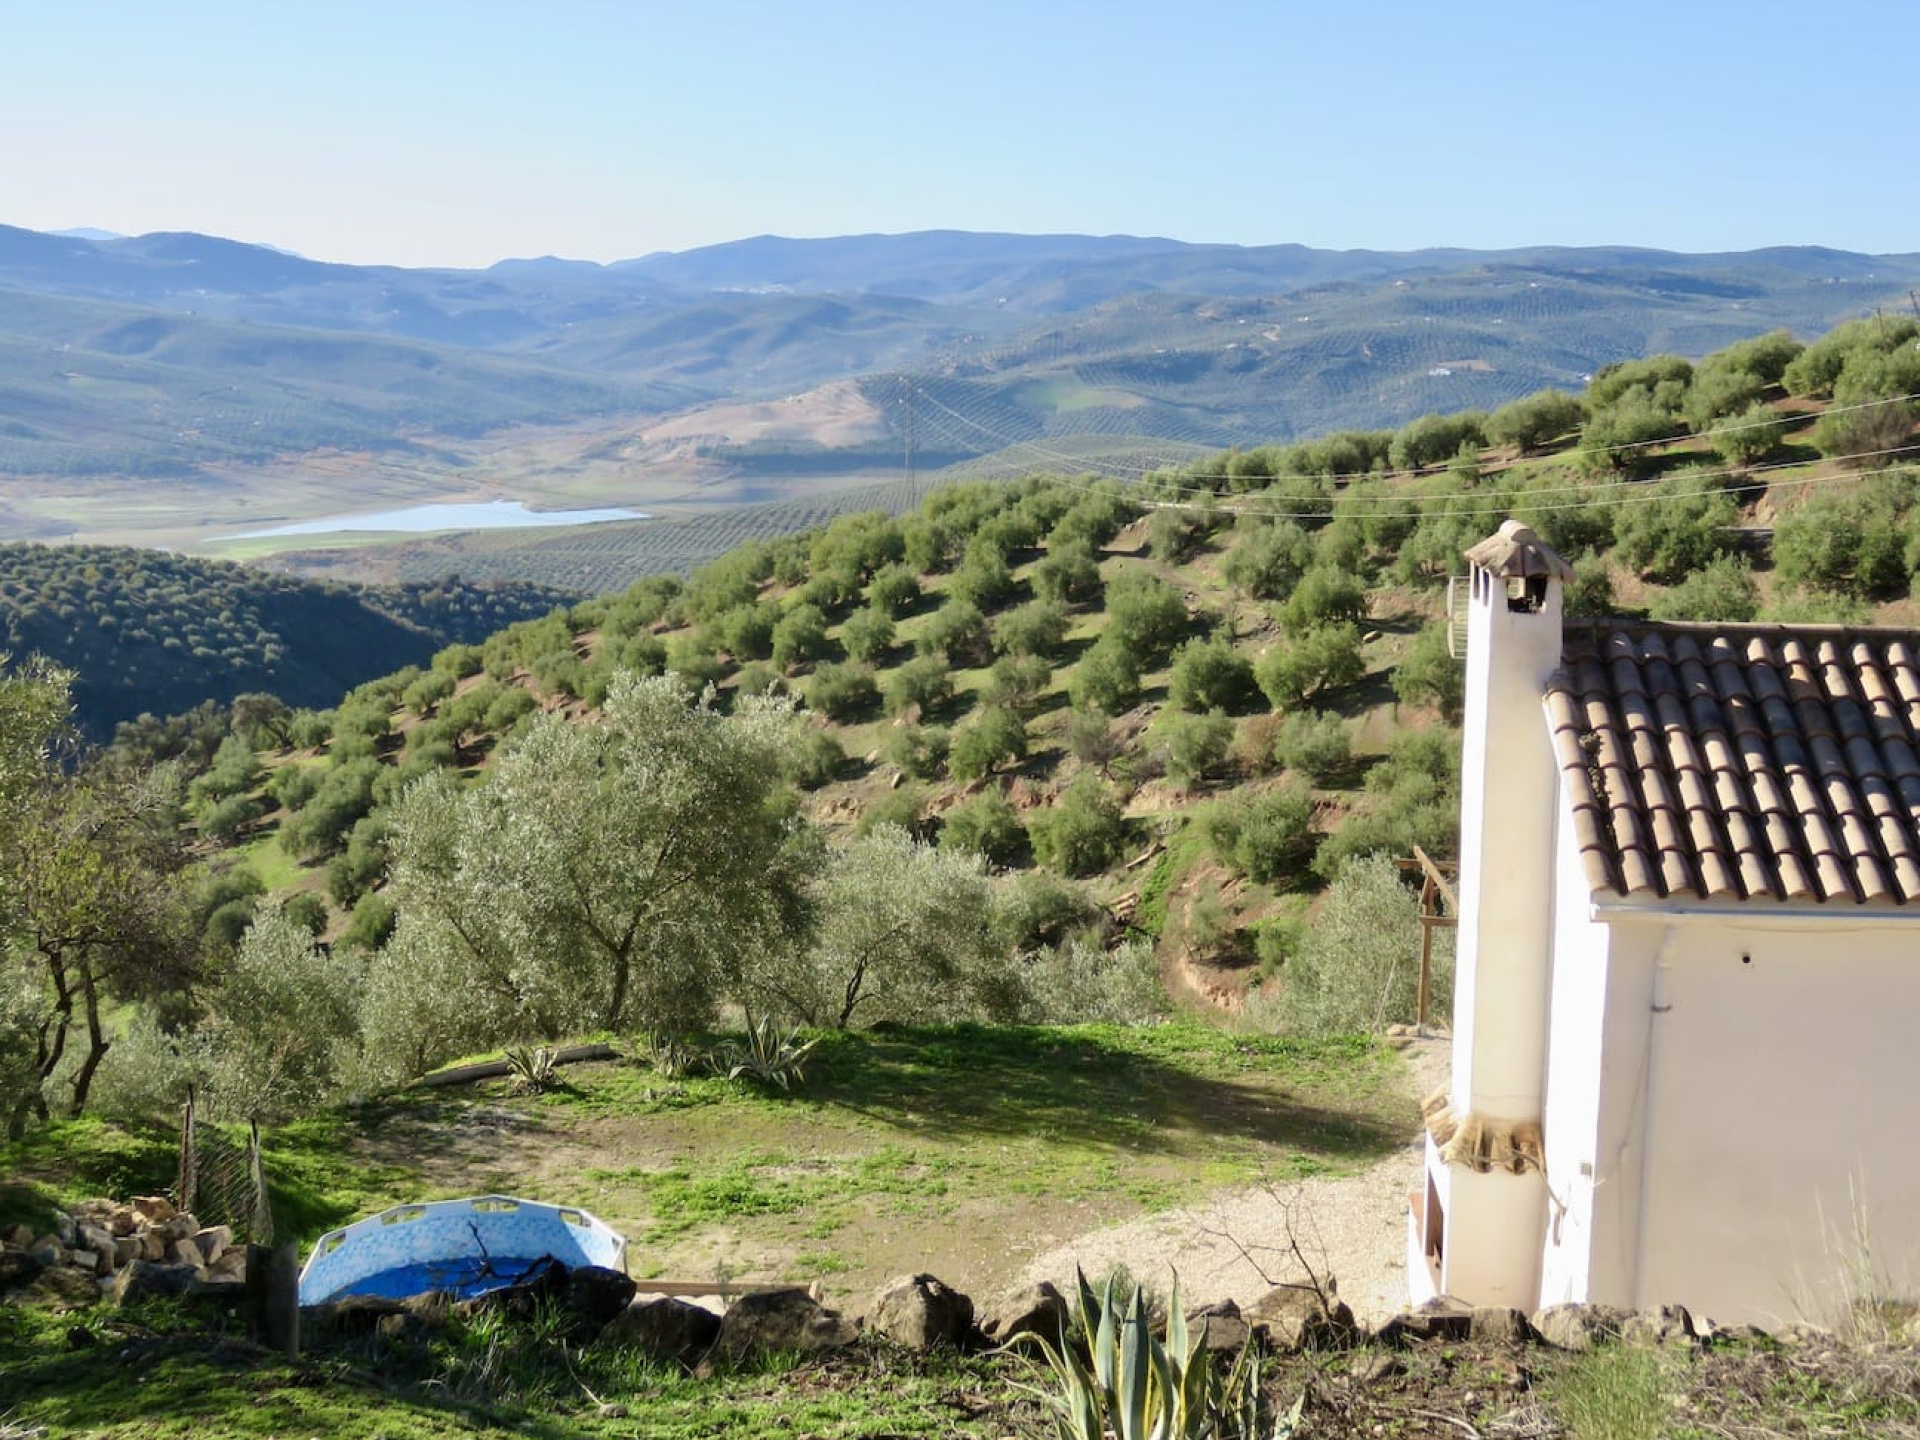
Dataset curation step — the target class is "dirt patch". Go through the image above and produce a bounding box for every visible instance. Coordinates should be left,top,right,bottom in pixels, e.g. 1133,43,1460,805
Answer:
1011,1035,1449,1324
333,1030,1423,1314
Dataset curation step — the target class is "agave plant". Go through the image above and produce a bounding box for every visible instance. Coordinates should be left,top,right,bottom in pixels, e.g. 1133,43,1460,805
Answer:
1015,1267,1300,1440
502,1043,558,1095
720,1011,818,1092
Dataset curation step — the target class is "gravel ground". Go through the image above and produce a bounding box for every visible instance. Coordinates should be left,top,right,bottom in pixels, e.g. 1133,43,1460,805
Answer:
1011,1035,1450,1326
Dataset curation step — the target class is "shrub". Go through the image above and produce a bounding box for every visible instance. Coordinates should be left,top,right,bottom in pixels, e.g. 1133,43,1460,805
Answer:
1647,554,1759,622
1012,938,1166,1025
949,705,1028,781
1031,537,1104,605
1068,708,1124,774
783,726,848,789
948,540,1017,611
1391,624,1463,722
1709,400,1790,468
1104,570,1190,665
1315,729,1461,871
1486,388,1586,454
718,602,779,661
993,598,1072,658
1029,776,1130,878
402,670,456,718
665,635,724,689
1205,783,1317,886
941,787,1028,866
839,604,896,663
992,871,1102,952
198,791,264,844
1160,709,1235,788
772,602,832,670
916,598,992,667
881,723,950,780
1167,636,1258,713
338,892,396,953
807,662,880,722
1147,505,1216,563
1221,519,1314,601
1610,472,1741,583
1279,567,1368,630
282,892,329,936
1069,635,1141,714
1255,624,1365,708
867,562,922,617
885,655,955,718
1269,855,1452,1037
1272,710,1352,783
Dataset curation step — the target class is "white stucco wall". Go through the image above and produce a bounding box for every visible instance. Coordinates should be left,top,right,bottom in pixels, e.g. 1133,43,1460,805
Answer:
1613,913,1920,1326
1535,787,1617,1307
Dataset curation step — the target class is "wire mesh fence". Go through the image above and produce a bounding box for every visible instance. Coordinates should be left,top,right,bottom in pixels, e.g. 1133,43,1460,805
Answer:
175,1088,272,1246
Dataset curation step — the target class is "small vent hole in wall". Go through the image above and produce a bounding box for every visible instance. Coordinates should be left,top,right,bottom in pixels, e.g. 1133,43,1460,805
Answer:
1741,953,1753,966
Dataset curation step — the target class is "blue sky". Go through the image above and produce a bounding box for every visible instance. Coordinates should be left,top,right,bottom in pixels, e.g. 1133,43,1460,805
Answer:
5,0,1913,268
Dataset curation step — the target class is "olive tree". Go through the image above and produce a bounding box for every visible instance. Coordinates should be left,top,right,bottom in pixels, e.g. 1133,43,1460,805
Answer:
744,825,1007,1028
374,674,810,1075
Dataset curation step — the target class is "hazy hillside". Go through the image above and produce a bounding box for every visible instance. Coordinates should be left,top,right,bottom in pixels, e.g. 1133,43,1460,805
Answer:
0,542,577,739
5,225,1920,560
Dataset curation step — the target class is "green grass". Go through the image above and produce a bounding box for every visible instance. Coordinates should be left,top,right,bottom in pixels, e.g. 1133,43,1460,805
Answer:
1551,1343,1675,1440
0,1299,1028,1438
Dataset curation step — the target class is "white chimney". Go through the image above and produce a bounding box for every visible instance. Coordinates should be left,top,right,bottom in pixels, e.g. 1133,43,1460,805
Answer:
1433,519,1571,1306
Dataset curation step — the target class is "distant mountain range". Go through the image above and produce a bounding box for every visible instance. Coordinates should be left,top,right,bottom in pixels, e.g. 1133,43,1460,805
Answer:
4,223,1919,547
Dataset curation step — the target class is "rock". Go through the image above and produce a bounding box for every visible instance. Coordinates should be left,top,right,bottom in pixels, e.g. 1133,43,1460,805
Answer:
1246,1284,1357,1352
191,1225,234,1266
130,1196,176,1223
78,1223,116,1258
165,1239,202,1267
1350,1350,1406,1383
603,1297,723,1368
208,1247,248,1281
871,1273,975,1350
52,1211,76,1246
0,1248,46,1291
1531,1303,1628,1351
68,1248,102,1275
27,1236,63,1267
307,1295,409,1337
1186,1299,1249,1353
454,1258,571,1324
1769,1323,1833,1350
1373,1298,1473,1346
715,1287,858,1359
561,1265,638,1340
1702,1320,1767,1347
5,1224,35,1248
107,1207,138,1238
981,1282,1069,1350
1622,1304,1695,1347
112,1236,142,1267
24,1264,104,1307
140,1231,168,1262
110,1259,205,1306
1469,1306,1534,1345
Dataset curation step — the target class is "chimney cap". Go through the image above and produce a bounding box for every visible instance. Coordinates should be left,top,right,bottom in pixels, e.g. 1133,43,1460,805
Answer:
1465,519,1574,582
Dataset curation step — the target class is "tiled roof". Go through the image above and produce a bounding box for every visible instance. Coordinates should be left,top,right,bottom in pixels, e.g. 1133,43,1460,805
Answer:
1548,621,1920,906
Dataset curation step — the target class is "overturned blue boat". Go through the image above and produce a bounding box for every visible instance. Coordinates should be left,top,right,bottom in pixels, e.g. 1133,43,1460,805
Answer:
297,1195,628,1306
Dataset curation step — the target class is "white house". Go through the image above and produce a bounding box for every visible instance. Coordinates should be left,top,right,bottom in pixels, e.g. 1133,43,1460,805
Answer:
1409,519,1920,1326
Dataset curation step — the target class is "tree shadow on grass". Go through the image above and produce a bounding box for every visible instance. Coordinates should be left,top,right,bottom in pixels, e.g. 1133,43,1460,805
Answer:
802,1024,1409,1167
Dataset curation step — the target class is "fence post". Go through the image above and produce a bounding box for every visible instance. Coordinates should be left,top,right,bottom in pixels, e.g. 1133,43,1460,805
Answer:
247,1243,301,1358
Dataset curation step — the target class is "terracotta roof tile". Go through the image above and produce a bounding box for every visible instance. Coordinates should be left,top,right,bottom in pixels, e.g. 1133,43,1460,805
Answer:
1550,621,1920,907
